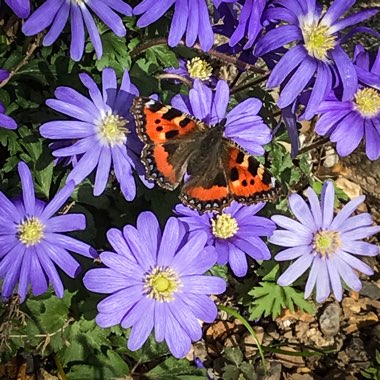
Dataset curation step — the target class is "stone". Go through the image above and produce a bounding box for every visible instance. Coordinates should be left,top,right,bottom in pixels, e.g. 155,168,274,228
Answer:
265,361,282,380
290,374,314,380
206,321,235,341
224,334,240,348
266,324,280,340
242,328,264,358
360,281,380,299
274,346,305,368
323,146,339,168
319,303,341,337
306,327,336,348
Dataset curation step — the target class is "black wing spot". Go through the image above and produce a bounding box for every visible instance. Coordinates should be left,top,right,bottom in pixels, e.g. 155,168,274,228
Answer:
230,167,239,181
248,157,259,176
236,151,245,164
250,179,255,185
179,118,191,128
149,102,164,112
155,119,161,124
242,179,248,187
165,130,180,139
262,170,272,185
156,126,163,132
162,108,183,120
214,172,227,187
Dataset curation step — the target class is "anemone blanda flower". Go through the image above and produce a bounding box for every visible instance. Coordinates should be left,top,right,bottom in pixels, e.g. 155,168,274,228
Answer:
40,68,152,200
0,162,96,303
171,79,272,156
315,45,380,160
255,0,379,118
5,0,30,18
83,211,226,358
227,0,267,50
166,57,216,84
22,0,132,61
175,201,275,277
270,181,380,303
0,69,17,130
134,0,236,51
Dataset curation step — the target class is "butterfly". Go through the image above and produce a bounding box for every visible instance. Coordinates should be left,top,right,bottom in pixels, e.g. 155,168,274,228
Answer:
130,97,280,212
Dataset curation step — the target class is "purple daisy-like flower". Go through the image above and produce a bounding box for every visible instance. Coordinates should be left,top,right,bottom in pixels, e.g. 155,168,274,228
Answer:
40,68,152,200
0,69,17,130
4,0,30,18
171,79,272,156
166,57,216,85
255,0,379,118
22,0,132,61
0,162,96,302
175,201,276,277
228,0,267,50
133,0,236,51
83,211,226,358
270,181,380,303
315,45,380,160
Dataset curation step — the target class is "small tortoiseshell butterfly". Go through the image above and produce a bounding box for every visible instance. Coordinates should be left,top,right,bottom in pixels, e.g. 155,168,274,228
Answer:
131,97,280,212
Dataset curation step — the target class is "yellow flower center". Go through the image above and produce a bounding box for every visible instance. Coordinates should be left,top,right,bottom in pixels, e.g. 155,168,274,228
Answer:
17,217,45,246
313,230,341,257
144,266,181,302
98,114,128,147
354,88,380,118
211,214,239,239
302,23,337,61
186,57,213,81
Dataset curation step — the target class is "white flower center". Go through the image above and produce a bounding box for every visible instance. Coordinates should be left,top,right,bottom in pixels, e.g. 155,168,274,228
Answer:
186,57,213,81
211,214,239,239
313,230,341,257
143,266,181,302
17,217,45,246
354,88,380,118
71,0,86,5
97,113,128,147
301,22,336,61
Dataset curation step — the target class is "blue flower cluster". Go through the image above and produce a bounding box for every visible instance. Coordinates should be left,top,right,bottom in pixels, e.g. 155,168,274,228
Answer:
0,0,379,360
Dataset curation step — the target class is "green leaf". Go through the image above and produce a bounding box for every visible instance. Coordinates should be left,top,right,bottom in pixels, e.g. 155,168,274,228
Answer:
222,365,241,380
248,283,314,320
60,318,111,366
239,362,257,380
209,264,228,280
146,357,207,379
146,45,178,68
224,347,243,367
67,350,129,380
96,32,131,73
23,290,74,335
248,282,285,320
124,334,169,364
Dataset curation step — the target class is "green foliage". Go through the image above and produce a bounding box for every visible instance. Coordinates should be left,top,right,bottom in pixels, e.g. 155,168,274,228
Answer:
146,357,207,379
0,1,367,378
222,347,257,380
362,351,380,380
246,265,315,320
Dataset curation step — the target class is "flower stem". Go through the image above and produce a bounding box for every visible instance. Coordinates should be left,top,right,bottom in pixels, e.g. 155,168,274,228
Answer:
298,136,331,155
54,353,68,380
156,73,193,88
230,73,270,95
0,34,42,88
218,305,267,373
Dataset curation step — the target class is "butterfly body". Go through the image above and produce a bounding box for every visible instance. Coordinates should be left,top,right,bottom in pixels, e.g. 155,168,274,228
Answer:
131,97,279,212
